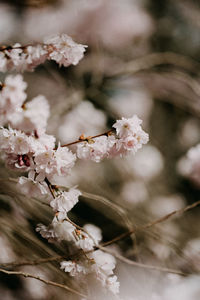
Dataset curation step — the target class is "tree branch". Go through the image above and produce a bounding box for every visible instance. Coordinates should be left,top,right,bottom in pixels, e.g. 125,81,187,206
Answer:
0,267,88,298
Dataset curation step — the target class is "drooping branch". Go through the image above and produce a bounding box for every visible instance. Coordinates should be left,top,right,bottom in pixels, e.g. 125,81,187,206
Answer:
0,267,88,299
103,199,200,247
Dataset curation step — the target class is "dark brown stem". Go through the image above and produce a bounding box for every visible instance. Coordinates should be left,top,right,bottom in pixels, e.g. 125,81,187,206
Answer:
44,177,56,199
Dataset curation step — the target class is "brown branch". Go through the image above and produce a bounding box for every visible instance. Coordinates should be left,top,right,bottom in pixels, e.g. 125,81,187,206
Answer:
44,177,56,199
97,245,187,276
0,256,63,268
80,191,136,246
60,130,113,148
0,267,88,299
1,181,199,277
103,199,200,247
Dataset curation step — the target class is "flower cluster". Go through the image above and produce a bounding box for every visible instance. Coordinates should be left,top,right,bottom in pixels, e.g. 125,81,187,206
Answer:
60,224,120,295
0,33,87,72
0,36,149,297
77,115,149,162
0,74,50,133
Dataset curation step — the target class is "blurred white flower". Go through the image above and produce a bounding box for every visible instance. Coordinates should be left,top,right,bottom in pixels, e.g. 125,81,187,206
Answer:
108,89,153,124
149,194,186,218
183,238,200,271
177,143,200,186
0,4,16,42
179,118,200,148
125,145,164,180
11,95,50,133
120,180,148,204
58,101,106,143
23,0,154,50
163,276,200,300
83,224,102,244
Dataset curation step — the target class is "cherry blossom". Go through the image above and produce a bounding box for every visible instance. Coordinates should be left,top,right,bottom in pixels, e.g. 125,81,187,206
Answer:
0,42,151,297
44,34,87,67
60,261,88,276
34,146,76,181
0,75,27,125
76,115,149,162
36,223,58,243
11,95,50,133
0,34,87,72
50,188,81,218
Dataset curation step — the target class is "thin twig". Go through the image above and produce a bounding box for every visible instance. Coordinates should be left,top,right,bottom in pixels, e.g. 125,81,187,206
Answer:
0,256,63,268
97,245,187,276
44,177,56,199
61,130,113,148
103,199,200,247
0,267,88,298
81,191,136,245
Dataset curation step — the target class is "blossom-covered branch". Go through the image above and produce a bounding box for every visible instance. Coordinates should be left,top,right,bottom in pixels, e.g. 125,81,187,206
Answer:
0,33,87,72
0,72,149,295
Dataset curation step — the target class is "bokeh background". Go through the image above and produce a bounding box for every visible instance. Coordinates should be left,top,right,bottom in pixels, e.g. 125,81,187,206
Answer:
0,0,200,299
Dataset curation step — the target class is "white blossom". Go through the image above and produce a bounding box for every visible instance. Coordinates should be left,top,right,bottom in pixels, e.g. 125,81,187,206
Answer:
0,75,27,125
60,261,87,276
113,115,143,138
18,171,49,198
36,223,58,243
58,101,106,143
106,275,120,295
0,127,32,154
0,34,87,72
83,224,102,245
77,115,149,162
34,145,76,181
50,188,81,217
76,136,111,163
0,127,50,157
52,218,76,242
91,250,116,277
44,34,87,67
11,95,50,133
178,144,200,186
75,235,95,251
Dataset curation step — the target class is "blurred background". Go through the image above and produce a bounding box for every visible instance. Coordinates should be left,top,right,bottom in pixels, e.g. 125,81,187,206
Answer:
0,0,200,299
